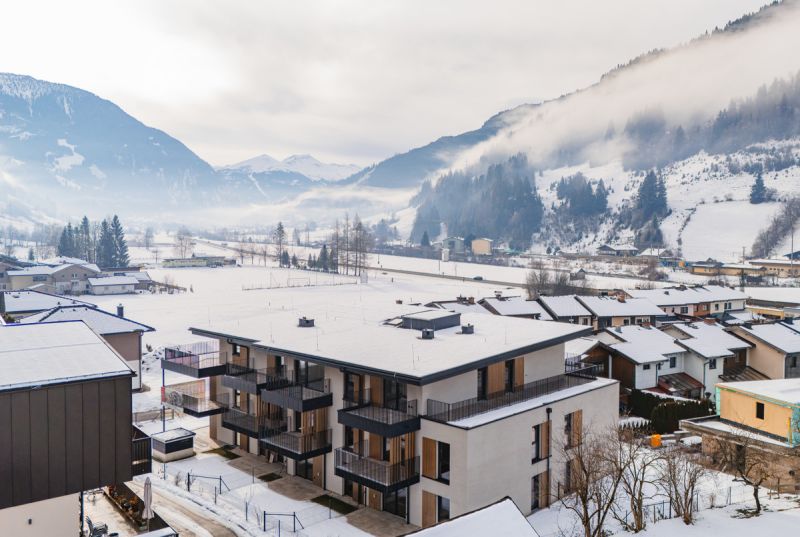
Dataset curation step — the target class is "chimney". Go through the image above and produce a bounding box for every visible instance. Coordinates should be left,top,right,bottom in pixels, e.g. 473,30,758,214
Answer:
461,324,474,334
116,303,124,317
421,328,435,339
703,317,716,325
743,322,753,329
298,316,315,327
396,299,403,305
617,295,626,303
468,296,475,305
494,290,502,299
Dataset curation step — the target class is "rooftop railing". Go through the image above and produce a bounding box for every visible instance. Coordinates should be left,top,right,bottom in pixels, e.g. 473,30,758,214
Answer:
425,364,602,424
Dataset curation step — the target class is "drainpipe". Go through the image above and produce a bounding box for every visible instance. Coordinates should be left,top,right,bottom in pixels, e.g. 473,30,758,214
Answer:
546,407,552,504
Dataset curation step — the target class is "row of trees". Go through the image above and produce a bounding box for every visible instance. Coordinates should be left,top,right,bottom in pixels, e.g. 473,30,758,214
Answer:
310,214,373,275
56,215,130,268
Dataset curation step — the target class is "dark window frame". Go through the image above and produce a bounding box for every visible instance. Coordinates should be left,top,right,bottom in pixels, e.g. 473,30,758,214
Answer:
755,402,765,420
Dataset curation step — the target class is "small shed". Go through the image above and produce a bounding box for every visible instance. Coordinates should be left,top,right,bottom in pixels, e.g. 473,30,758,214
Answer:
88,276,138,295
151,428,196,462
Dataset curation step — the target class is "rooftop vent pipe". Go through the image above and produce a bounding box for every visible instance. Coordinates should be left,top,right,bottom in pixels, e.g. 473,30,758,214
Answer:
299,317,315,327
421,328,435,339
461,324,474,334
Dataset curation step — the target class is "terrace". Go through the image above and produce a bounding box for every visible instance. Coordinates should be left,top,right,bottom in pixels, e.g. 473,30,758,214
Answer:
162,380,228,417
221,362,273,393
161,341,227,378
261,427,333,460
338,388,420,437
425,365,602,424
334,442,420,493
260,369,332,412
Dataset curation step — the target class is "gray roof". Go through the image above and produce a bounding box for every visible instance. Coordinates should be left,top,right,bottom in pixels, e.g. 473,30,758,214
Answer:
0,290,95,314
577,296,664,318
20,305,154,335
538,295,592,318
0,321,133,391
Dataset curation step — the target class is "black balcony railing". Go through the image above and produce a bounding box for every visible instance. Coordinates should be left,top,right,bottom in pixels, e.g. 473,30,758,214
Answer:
222,363,273,393
261,428,332,460
261,375,332,412
334,442,419,493
163,380,229,417
221,407,262,438
339,388,420,437
132,426,152,477
162,341,228,378
426,365,602,424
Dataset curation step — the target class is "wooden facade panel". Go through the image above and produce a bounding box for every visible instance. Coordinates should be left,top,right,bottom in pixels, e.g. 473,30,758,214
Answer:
370,376,384,405
422,437,436,479
98,381,117,486
29,390,49,502
421,490,437,528
11,392,31,505
540,421,551,459
0,394,13,508
82,382,101,488
369,433,383,459
571,410,583,446
115,377,133,484
514,357,524,389
487,362,505,394
367,488,382,510
47,387,67,498
64,384,84,492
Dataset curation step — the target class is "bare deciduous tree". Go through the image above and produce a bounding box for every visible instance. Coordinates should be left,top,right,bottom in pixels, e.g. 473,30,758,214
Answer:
657,446,705,524
712,429,773,514
526,260,552,299
612,430,661,532
173,228,194,259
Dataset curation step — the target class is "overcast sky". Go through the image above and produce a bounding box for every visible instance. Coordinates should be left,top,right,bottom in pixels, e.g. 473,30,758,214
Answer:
0,1,769,167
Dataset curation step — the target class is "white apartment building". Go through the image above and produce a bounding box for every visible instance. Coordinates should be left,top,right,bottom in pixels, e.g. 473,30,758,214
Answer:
162,303,618,528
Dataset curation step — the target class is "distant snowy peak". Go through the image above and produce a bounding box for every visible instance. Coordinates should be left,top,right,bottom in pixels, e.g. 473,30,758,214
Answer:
224,153,361,181
0,72,77,101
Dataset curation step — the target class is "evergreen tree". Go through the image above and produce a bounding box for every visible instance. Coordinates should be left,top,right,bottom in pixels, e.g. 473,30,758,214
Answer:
80,216,92,261
110,215,129,267
318,244,329,272
281,250,290,267
750,172,767,204
27,248,34,261
291,254,298,267
420,230,430,247
98,219,115,268
307,254,313,269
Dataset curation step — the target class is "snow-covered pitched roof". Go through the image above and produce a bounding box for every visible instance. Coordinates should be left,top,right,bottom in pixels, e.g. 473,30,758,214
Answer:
718,379,800,406
672,322,750,358
605,325,685,364
20,305,154,335
7,262,100,276
565,337,600,358
538,295,592,318
405,498,537,536
88,276,139,287
577,296,664,318
628,285,747,307
0,290,95,314
428,300,490,315
0,321,133,391
737,322,800,354
41,256,90,265
480,296,552,319
190,303,589,383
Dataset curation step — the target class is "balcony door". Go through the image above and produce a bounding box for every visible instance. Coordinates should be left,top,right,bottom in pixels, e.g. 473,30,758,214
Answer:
383,379,407,411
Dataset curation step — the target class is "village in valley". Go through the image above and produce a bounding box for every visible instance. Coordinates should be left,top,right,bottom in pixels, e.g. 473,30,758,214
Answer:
2,223,800,537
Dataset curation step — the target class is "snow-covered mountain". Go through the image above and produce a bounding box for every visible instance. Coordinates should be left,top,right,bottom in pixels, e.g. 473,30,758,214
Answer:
223,153,360,181
0,73,221,215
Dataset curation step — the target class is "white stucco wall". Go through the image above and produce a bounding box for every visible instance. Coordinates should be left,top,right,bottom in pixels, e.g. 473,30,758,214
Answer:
0,494,77,536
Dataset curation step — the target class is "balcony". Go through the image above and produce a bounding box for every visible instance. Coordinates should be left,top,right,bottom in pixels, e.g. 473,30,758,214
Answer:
338,389,420,437
131,426,152,477
221,363,272,394
425,365,602,424
221,407,262,438
162,341,227,378
163,380,229,417
334,443,419,493
261,427,332,460
261,373,332,412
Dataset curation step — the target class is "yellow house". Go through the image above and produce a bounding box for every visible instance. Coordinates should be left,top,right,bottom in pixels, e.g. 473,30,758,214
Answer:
716,380,800,445
471,238,493,256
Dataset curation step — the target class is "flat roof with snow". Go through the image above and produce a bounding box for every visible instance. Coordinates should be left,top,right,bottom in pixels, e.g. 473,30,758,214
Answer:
0,321,133,391
20,305,155,335
717,379,800,406
190,304,590,384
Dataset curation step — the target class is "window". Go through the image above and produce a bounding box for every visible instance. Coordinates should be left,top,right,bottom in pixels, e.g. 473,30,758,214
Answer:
33,275,47,282
232,343,241,356
724,302,732,310
437,496,450,522
680,306,688,314
715,304,720,311
532,424,540,463
623,318,630,326
564,461,573,493
437,442,450,484
531,474,541,510
384,488,407,518
581,318,589,325
643,364,651,371
657,363,662,370
564,413,573,440
504,359,515,393
477,367,488,400
669,356,677,369
756,402,765,420
383,379,407,411
709,358,717,370
791,356,798,369
344,426,354,449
